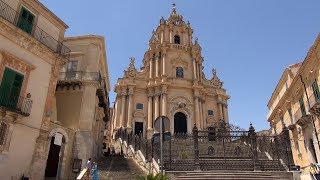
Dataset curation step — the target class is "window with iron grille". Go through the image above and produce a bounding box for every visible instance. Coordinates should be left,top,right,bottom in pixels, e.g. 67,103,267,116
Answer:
136,103,143,110
208,110,214,116
312,80,320,101
176,67,184,78
17,7,35,34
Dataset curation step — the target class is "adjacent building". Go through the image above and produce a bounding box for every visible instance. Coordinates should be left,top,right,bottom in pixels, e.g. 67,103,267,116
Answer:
0,0,69,179
267,34,320,179
40,35,110,180
0,1,110,179
112,5,229,139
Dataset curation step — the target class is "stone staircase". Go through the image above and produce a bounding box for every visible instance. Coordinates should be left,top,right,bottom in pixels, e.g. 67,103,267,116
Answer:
167,171,293,180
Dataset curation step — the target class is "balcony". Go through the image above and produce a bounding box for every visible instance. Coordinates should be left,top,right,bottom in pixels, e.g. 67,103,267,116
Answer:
309,93,320,117
57,71,100,90
96,79,110,122
293,107,312,128
0,93,32,117
0,0,70,59
168,43,190,51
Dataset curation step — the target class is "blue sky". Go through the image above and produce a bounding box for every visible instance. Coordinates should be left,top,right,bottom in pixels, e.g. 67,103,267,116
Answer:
41,0,320,131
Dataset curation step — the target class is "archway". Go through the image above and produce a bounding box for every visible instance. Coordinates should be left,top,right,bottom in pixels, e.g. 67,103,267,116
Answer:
174,112,187,133
45,133,64,177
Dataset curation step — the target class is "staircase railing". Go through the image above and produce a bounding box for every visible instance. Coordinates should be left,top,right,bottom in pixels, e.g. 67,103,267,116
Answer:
114,122,297,172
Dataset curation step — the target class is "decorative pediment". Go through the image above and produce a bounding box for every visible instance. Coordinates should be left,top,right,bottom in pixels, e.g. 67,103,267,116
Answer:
170,96,192,104
171,55,189,69
133,110,146,118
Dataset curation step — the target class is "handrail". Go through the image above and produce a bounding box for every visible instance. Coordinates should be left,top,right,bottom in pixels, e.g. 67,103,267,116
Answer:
0,0,70,59
0,92,32,116
58,71,100,82
76,168,87,180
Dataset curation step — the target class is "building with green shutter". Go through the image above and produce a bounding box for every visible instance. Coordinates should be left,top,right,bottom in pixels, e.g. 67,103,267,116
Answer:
267,34,320,179
0,0,69,179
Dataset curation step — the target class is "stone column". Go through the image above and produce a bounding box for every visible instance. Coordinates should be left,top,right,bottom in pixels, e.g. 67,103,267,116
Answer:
155,54,159,78
199,99,203,129
161,30,164,44
194,96,200,128
126,87,134,130
223,104,229,123
147,95,153,130
120,88,127,127
154,94,160,120
198,63,202,80
203,101,207,129
147,88,154,139
162,53,166,76
170,30,173,43
149,56,153,79
161,85,168,116
113,99,119,128
193,59,197,80
218,103,223,120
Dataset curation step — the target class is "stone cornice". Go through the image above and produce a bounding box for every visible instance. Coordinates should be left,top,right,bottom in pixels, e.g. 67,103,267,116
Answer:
0,19,66,66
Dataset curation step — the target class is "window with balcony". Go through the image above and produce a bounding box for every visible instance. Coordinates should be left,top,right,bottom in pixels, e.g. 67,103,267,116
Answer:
66,61,78,79
176,67,184,78
208,110,214,116
136,103,143,110
0,68,24,110
288,108,293,124
299,97,306,116
17,7,35,34
312,80,320,101
174,35,180,44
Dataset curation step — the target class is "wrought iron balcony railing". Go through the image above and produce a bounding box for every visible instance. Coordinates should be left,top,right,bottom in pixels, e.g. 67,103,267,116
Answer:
0,0,70,59
0,93,32,116
58,71,101,82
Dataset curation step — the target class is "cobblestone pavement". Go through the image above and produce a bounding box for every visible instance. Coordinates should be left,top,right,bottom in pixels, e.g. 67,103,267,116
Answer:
96,155,146,180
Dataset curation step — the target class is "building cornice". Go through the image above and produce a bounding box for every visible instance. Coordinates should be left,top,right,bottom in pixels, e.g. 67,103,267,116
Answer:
0,19,67,66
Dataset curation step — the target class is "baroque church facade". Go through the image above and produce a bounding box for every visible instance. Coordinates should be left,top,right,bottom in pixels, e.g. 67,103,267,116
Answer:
112,5,229,139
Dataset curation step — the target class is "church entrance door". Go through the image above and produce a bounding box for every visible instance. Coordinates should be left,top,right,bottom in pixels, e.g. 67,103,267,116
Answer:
174,112,187,133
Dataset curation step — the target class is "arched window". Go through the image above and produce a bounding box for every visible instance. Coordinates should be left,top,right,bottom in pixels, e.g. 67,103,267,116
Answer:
174,35,180,44
136,103,143,110
176,67,184,78
0,122,8,146
208,110,214,116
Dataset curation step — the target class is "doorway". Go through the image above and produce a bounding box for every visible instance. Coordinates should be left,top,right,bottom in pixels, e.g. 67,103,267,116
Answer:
45,136,62,177
135,122,143,135
174,112,187,133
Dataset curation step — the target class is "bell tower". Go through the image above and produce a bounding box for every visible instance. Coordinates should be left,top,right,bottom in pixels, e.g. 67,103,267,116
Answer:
113,4,229,139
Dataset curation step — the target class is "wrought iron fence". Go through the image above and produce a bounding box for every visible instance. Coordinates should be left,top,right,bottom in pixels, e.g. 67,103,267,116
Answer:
58,71,101,82
115,121,297,172
0,0,70,58
0,92,32,116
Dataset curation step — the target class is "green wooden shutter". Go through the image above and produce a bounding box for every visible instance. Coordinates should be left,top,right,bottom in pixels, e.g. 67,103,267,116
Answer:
17,7,34,34
9,73,24,108
0,68,24,108
299,97,306,116
0,68,16,106
312,80,320,101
